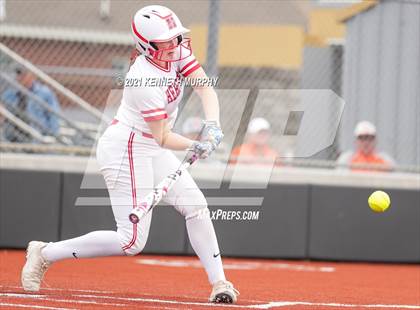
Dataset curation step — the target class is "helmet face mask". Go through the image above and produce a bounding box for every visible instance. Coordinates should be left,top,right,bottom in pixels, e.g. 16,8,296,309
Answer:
149,38,192,62
131,5,192,62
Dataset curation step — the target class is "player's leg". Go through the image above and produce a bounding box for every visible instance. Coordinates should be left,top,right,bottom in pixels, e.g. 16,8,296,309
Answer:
40,159,154,261
22,230,125,292
41,132,154,260
106,141,155,257
22,130,154,291
153,150,239,303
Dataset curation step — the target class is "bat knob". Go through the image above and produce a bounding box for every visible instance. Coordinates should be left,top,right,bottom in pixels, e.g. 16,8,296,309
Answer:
129,213,140,224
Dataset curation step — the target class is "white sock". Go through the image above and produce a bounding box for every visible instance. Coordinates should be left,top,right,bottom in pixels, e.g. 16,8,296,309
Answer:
186,210,226,285
41,231,125,262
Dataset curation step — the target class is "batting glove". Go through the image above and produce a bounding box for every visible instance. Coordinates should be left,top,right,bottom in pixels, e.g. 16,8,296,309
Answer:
190,141,216,159
201,121,224,147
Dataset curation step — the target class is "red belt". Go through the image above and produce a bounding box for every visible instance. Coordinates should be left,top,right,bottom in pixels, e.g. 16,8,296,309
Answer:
110,119,154,139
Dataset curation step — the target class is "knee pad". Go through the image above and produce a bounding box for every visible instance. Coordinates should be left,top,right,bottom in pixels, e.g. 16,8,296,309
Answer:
122,238,147,256
185,207,210,221
174,191,208,219
119,228,147,256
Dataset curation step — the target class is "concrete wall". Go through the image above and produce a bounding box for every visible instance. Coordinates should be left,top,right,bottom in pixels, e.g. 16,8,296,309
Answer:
0,169,61,247
1,168,419,263
309,185,420,262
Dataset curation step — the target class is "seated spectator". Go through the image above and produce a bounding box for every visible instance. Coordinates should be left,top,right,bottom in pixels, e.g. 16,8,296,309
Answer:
336,121,395,171
230,117,278,165
1,68,61,142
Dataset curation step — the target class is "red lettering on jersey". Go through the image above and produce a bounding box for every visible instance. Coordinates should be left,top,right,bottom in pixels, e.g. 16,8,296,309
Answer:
166,72,182,104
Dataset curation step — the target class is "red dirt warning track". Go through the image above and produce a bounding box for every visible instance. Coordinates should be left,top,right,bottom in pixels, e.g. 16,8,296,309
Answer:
0,250,419,309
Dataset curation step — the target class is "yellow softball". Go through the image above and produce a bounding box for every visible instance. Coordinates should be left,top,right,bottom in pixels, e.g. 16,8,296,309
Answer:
368,190,391,212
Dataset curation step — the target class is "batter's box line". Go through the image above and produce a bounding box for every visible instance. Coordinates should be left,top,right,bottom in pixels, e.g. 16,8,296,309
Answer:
1,289,419,309
29,293,420,309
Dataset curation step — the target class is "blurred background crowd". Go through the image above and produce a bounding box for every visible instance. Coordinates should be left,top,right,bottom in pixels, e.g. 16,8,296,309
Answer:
0,0,418,173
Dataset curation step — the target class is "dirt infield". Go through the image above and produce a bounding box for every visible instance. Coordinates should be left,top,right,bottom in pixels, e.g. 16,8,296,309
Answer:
1,250,419,309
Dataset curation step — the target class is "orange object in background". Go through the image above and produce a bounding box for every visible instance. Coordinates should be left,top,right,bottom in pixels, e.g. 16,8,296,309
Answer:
230,117,280,165
230,143,278,165
349,151,391,172
337,121,395,172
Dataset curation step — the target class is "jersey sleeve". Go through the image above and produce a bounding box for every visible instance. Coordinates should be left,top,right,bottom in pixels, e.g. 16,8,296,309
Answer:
178,53,201,77
126,85,168,122
139,88,168,122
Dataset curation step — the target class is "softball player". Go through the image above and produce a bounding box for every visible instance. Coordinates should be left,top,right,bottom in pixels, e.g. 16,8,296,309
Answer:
21,5,239,304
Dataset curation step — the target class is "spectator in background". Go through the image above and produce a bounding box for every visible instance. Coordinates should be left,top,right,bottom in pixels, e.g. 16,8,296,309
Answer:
230,117,278,164
1,68,61,142
336,121,395,171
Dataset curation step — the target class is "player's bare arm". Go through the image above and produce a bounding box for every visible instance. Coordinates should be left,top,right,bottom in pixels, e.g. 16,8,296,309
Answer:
189,67,221,126
147,117,220,160
147,118,194,150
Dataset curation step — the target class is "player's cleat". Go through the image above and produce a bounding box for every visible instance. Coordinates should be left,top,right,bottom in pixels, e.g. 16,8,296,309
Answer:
209,280,239,303
21,241,51,291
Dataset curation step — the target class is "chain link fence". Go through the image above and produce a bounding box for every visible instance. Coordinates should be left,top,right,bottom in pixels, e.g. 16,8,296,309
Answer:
0,0,418,173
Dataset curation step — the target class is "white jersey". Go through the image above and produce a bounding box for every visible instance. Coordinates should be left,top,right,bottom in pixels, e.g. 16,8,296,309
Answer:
115,53,200,134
